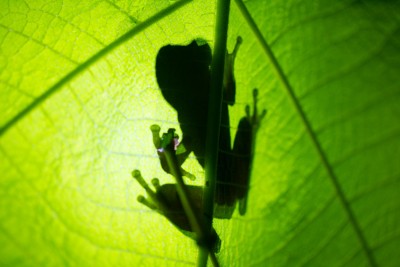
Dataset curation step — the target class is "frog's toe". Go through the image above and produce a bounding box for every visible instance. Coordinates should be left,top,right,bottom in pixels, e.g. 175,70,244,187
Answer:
150,124,161,148
137,195,157,210
180,168,196,181
260,109,267,120
137,195,146,203
132,169,149,189
232,36,242,57
245,104,250,119
150,124,161,132
251,88,267,123
242,89,267,133
151,178,161,189
251,89,260,113
236,36,243,45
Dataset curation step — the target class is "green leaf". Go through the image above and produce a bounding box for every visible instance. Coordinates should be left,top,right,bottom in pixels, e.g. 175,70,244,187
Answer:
1,0,399,267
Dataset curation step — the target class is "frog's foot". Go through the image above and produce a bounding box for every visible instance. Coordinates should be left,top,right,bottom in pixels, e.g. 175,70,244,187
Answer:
132,169,170,213
150,125,196,180
245,89,267,132
231,36,242,57
132,170,158,209
224,36,243,105
225,36,243,75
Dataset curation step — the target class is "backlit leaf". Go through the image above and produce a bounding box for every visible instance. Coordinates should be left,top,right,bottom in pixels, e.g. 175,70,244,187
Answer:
1,0,399,266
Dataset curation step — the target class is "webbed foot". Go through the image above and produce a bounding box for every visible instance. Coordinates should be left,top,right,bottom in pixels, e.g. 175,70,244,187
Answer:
245,89,267,133
132,170,166,212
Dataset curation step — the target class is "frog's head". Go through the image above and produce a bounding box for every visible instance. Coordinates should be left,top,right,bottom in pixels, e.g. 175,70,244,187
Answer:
155,40,212,111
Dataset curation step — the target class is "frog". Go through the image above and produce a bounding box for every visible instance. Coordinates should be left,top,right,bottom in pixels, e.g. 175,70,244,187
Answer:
132,37,266,251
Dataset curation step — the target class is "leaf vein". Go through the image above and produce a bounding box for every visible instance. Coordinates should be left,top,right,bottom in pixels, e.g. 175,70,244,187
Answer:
0,0,192,137
235,0,378,266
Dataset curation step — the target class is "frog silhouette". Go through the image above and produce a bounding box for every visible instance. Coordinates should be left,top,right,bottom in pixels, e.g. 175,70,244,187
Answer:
154,37,265,216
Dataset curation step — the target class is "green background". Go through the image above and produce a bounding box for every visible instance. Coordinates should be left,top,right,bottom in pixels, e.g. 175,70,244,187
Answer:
1,0,399,266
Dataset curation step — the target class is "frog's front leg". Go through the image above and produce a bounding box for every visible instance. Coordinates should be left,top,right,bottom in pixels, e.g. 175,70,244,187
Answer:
224,36,242,105
150,124,196,180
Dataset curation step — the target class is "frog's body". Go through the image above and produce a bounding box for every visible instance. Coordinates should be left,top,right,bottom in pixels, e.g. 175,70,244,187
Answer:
155,40,211,168
133,37,265,248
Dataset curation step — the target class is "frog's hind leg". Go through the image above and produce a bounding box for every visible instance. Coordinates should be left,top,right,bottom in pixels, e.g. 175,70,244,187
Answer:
234,89,267,215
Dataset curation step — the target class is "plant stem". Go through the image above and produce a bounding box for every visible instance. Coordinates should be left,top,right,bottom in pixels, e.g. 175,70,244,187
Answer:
200,0,232,266
163,148,219,267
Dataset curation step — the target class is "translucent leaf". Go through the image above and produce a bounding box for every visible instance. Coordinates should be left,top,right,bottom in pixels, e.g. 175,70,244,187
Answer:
1,0,399,266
